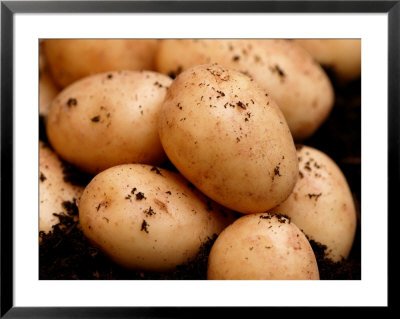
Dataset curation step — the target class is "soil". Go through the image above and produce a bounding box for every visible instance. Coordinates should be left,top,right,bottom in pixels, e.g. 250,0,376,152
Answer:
39,71,361,280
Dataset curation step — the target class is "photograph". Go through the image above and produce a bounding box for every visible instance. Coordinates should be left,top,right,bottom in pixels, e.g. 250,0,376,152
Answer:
38,38,362,281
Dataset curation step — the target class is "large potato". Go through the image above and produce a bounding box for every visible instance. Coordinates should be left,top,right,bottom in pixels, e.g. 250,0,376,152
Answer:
158,63,298,213
78,164,236,272
207,213,319,280
156,39,334,140
46,70,172,175
39,141,84,233
270,145,357,261
294,39,361,82
44,39,159,88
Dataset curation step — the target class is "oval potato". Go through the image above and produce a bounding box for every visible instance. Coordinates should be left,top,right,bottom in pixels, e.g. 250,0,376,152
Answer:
156,39,334,140
44,39,159,88
78,164,236,272
207,213,319,280
270,145,357,261
158,63,298,213
39,141,84,233
46,70,172,175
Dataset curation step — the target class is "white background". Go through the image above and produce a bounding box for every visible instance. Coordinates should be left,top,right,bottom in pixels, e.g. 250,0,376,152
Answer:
13,13,388,307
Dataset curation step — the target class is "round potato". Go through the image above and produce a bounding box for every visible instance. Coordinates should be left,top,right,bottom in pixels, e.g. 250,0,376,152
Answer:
207,213,319,280
46,70,172,175
158,63,298,213
39,141,84,233
156,39,334,140
78,164,236,272
39,70,60,116
270,145,357,261
294,39,361,82
44,39,159,88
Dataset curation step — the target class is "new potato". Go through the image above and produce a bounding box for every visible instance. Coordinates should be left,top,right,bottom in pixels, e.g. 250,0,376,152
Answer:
270,145,357,261
207,213,319,280
46,70,172,175
158,63,299,214
44,39,159,88
78,164,236,272
39,141,84,233
156,39,334,140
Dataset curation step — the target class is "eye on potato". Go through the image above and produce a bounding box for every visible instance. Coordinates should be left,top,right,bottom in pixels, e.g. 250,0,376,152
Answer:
293,39,361,83
39,141,84,233
158,63,298,213
207,213,319,280
46,70,172,175
269,145,357,261
44,39,159,88
156,39,334,140
78,164,236,272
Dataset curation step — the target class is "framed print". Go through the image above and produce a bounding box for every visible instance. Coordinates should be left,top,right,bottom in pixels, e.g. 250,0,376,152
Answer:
1,0,397,317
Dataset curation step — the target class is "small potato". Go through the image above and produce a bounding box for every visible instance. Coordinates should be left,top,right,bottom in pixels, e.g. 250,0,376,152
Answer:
46,70,172,175
270,145,357,261
39,141,84,233
207,213,319,280
44,39,159,88
294,39,361,82
39,70,60,116
158,63,299,214
156,39,334,140
78,164,236,272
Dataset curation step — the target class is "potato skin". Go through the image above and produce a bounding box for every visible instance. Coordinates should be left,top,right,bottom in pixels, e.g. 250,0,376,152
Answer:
39,141,84,233
44,39,159,88
158,64,298,213
78,164,236,272
294,39,361,82
46,70,172,175
156,39,334,140
269,145,357,261
39,70,60,116
207,213,319,280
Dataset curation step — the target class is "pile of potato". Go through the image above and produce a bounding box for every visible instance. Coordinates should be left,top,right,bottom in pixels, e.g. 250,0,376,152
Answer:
39,39,360,280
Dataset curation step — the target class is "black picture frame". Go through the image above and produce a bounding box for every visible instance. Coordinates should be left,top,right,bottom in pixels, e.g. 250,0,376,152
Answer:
1,1,397,317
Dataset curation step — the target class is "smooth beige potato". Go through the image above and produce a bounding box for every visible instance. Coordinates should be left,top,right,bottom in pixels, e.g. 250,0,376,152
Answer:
44,39,159,88
156,39,334,140
39,141,84,233
294,39,361,82
270,145,357,261
207,213,319,280
46,70,172,175
39,70,60,116
158,64,298,213
78,164,236,272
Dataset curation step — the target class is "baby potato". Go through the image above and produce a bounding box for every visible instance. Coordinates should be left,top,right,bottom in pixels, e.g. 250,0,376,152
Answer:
44,39,159,88
156,39,334,140
46,70,172,175
39,70,60,116
294,39,361,82
78,164,236,272
269,145,357,261
39,141,84,233
207,213,319,280
158,63,298,214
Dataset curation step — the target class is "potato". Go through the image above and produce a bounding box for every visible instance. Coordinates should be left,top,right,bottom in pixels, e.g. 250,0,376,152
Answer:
269,145,357,261
156,39,334,140
44,39,159,88
39,70,60,116
78,164,236,272
158,63,298,213
46,70,172,175
39,141,84,233
294,39,361,82
207,213,319,280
